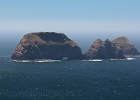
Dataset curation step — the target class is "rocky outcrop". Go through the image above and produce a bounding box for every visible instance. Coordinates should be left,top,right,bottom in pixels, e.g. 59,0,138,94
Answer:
11,32,83,60
112,36,140,56
85,39,125,59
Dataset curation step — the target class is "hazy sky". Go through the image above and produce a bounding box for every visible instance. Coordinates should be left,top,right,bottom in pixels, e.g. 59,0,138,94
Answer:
0,0,140,33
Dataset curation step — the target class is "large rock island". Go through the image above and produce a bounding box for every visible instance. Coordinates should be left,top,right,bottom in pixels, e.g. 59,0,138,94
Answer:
112,36,140,56
11,32,83,60
85,39,125,59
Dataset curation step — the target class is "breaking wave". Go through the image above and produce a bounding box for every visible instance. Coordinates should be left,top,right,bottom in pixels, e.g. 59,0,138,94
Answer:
111,59,125,60
111,58,137,61
82,59,103,62
126,58,137,60
12,60,61,62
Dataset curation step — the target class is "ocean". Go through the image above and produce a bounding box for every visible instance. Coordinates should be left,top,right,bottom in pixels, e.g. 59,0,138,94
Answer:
0,57,140,100
0,32,140,100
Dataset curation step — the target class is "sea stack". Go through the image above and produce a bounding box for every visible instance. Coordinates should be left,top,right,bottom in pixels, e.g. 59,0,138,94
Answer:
11,32,83,60
85,39,125,59
112,36,140,56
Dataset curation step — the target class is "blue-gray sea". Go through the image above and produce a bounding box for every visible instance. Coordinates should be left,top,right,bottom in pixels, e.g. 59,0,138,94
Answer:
0,32,140,100
0,57,140,100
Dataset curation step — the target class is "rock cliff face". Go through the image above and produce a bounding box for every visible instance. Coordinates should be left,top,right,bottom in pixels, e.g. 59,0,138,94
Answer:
112,36,140,56
85,39,125,59
11,32,83,60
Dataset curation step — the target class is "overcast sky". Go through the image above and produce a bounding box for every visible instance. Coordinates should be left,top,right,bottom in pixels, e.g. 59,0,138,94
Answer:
0,0,140,34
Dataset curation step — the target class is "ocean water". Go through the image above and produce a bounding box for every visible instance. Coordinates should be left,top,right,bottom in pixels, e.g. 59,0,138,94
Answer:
0,32,140,100
0,57,140,100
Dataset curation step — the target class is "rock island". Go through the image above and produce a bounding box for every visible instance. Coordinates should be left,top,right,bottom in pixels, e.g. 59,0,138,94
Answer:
11,32,83,60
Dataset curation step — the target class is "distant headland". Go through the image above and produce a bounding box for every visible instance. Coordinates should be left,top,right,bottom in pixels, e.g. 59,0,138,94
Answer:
11,32,140,60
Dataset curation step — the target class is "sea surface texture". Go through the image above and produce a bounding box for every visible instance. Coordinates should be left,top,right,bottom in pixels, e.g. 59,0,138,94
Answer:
0,57,140,100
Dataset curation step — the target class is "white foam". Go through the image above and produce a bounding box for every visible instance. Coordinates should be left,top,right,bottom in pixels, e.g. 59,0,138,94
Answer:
13,60,31,62
81,59,103,62
12,59,61,62
126,58,136,60
89,59,103,62
35,60,61,62
111,59,125,60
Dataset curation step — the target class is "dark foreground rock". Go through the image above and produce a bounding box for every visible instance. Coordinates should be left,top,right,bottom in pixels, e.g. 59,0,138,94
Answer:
112,36,140,56
11,32,83,60
85,39,125,59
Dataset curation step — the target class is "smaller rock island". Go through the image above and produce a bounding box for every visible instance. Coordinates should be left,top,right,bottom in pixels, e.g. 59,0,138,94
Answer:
112,36,140,56
84,39,125,59
11,32,83,60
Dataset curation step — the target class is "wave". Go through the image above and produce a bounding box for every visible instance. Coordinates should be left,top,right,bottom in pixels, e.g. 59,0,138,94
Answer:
111,59,125,60
12,59,61,62
82,59,103,62
111,58,137,61
11,58,137,62
89,59,103,62
12,60,32,62
126,58,136,60
35,60,61,62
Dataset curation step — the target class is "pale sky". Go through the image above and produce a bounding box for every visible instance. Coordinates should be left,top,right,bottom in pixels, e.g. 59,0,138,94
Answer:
0,0,140,33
